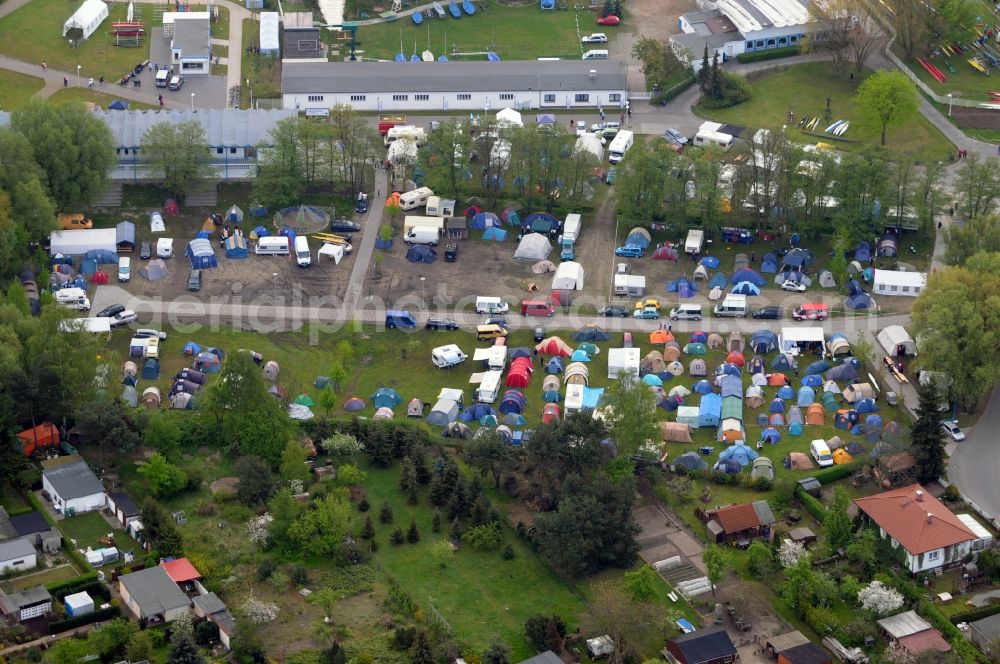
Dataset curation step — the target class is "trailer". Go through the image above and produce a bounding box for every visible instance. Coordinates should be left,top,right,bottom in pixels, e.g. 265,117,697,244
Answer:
378,114,407,135
685,229,704,255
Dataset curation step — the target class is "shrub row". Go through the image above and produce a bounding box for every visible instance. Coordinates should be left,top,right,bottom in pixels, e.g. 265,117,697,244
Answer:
25,493,57,527
48,605,120,634
948,603,1000,625
921,602,989,662
799,491,826,524
653,76,696,106
735,46,801,63
811,462,863,485
46,573,99,597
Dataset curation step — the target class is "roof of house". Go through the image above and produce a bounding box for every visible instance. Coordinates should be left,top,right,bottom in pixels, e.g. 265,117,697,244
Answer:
897,629,952,655
854,484,977,555
42,459,104,501
878,610,933,639
161,557,201,583
10,511,50,537
780,642,832,664
0,585,51,614
213,609,236,635
119,566,190,617
193,592,226,615
0,507,17,541
711,500,775,534
171,14,211,58
0,537,36,562
281,60,628,95
971,612,1000,641
98,109,298,148
767,630,811,653
516,652,563,664
668,626,738,663
109,492,140,517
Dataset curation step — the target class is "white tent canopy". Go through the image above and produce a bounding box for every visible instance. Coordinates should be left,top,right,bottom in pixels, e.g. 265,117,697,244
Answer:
574,134,604,161
318,243,345,265
50,228,117,255
63,0,109,40
495,108,523,129
260,12,280,54
779,326,824,353
607,348,640,379
513,233,552,260
877,325,917,357
552,261,585,291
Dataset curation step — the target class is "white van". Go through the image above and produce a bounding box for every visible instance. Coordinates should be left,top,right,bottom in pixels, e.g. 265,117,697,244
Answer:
118,257,131,282
714,294,747,318
256,236,290,256
294,235,311,267
608,130,634,164
694,129,734,150
432,344,468,368
476,371,503,403
475,296,509,314
582,49,609,60
155,69,169,87
404,226,440,246
55,287,91,311
669,303,703,321
156,237,174,258
810,439,834,467
399,186,434,211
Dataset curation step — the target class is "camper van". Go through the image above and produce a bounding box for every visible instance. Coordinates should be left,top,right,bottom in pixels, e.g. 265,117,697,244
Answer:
385,310,418,329
714,294,748,318
118,257,131,282
384,125,427,147
256,236,291,256
155,69,169,87
581,49,609,60
425,196,456,218
404,226,441,246
476,324,508,341
55,287,91,311
294,236,311,267
399,187,434,211
521,300,555,317
693,130,734,150
156,237,174,258
432,344,467,368
792,303,829,321
608,130,634,164
810,439,834,467
476,371,503,403
475,296,509,315
669,304,703,321
562,214,582,242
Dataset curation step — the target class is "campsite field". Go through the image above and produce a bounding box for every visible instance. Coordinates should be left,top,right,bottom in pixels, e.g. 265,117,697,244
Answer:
696,63,954,163
0,69,44,110
355,1,590,62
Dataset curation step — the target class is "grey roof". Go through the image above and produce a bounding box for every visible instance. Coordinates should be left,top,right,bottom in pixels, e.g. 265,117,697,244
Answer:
0,507,16,541
971,612,1000,640
283,27,323,59
0,585,51,614
281,60,628,95
116,221,136,245
109,491,140,518
669,627,738,664
172,15,211,58
97,109,298,148
0,536,37,563
193,592,226,615
213,609,236,634
517,652,563,664
671,31,740,54
119,566,190,617
878,610,933,639
42,460,104,501
752,499,776,526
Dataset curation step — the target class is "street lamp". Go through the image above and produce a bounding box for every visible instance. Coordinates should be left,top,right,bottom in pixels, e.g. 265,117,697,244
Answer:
76,65,81,87
420,275,426,301
948,93,953,117
272,272,278,302
246,77,252,109
190,92,196,110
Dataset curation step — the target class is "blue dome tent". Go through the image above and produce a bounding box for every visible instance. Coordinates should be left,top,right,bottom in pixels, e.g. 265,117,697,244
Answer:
719,443,758,467
771,353,797,371
769,397,786,413
776,385,794,400
854,241,871,263
731,281,761,296
826,362,859,381
186,239,218,269
371,388,402,409
406,245,437,263
797,386,815,406
751,330,778,354
690,331,708,344
714,458,743,474
499,390,527,414
761,427,781,443
693,380,713,395
846,293,876,310
801,374,823,388
788,422,804,436
482,226,508,241
700,256,720,269
782,247,813,269
760,253,778,273
545,357,564,374
805,360,831,376
730,268,765,286
855,398,879,413
847,279,864,296
707,271,728,290
470,211,501,229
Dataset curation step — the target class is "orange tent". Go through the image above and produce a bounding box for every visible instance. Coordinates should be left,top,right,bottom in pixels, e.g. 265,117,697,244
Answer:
17,423,59,456
720,428,743,443
384,192,401,207
806,403,825,426
649,329,674,345
768,373,787,386
725,351,745,367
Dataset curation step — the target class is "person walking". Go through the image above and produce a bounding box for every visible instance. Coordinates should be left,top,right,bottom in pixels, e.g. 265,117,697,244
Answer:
87,77,94,88
158,94,164,107
41,61,47,70
63,76,69,87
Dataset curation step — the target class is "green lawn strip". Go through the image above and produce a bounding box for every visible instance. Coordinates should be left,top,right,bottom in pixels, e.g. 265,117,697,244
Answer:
0,69,45,111
0,565,81,593
58,511,143,559
47,87,159,110
355,1,583,62
1,482,32,513
241,17,281,105
696,63,954,163
361,462,587,659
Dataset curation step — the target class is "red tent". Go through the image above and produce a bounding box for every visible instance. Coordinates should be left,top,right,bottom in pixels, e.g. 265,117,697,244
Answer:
542,403,561,424
652,245,678,261
17,423,59,455
164,198,179,215
507,357,534,387
725,351,745,367
90,271,109,284
535,337,571,356
768,373,787,386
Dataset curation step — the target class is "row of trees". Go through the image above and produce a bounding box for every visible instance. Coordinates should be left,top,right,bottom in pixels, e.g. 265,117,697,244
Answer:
888,0,979,61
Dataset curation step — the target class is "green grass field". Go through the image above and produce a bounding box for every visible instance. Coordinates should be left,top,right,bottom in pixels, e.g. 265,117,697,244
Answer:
696,63,954,163
0,69,44,110
47,87,158,110
356,1,588,62
0,565,81,593
59,511,143,555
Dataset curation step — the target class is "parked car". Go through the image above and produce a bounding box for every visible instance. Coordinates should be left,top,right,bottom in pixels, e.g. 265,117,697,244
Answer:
597,14,621,25
605,166,617,185
598,306,629,318
614,244,643,258
139,241,152,259
634,298,661,310
425,317,459,330
110,310,137,328
662,127,689,146
581,32,608,43
591,121,621,133
941,420,965,441
780,280,808,292
187,269,202,291
533,326,546,342
721,227,755,244
330,219,361,233
595,126,619,140
575,121,587,137
134,328,167,340
633,305,660,319
751,306,782,320
355,192,369,213
97,304,126,319
168,75,184,90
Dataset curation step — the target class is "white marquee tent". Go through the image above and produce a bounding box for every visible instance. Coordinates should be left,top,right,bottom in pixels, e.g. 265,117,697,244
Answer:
495,108,523,129
513,233,552,260
63,0,109,40
552,261,585,291
318,243,345,264
50,228,117,256
259,12,280,56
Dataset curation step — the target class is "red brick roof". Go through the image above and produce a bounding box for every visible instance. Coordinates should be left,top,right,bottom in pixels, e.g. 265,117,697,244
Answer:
853,484,976,555
160,557,201,583
713,503,760,534
897,630,952,655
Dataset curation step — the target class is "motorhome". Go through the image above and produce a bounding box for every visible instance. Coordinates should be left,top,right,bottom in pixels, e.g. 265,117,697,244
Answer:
472,345,507,371
426,196,456,218
582,49,609,60
608,130,634,164
156,237,174,258
685,229,704,255
256,236,291,256
562,214,582,242
118,257,131,282
810,439,834,467
294,236,311,267
55,287,91,311
384,125,427,147
432,344,467,368
399,187,434,211
693,130,734,149
476,371,503,403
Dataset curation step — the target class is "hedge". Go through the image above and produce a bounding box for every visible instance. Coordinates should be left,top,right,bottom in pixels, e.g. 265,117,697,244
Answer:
921,602,989,662
653,76,696,106
46,573,99,597
799,491,826,523
735,46,801,63
48,605,120,634
811,462,863,486
948,603,1000,625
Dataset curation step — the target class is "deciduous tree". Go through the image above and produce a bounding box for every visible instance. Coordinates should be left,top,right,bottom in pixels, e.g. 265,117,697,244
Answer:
138,453,188,497
855,71,919,146
465,429,518,488
235,455,275,506
825,487,853,550
140,120,214,198
702,544,729,596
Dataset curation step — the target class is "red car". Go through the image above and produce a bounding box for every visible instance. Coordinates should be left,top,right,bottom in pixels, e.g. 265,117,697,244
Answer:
597,14,620,25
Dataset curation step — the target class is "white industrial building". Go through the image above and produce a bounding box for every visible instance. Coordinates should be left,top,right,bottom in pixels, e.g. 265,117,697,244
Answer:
872,269,926,297
41,456,106,516
672,0,815,71
281,60,629,113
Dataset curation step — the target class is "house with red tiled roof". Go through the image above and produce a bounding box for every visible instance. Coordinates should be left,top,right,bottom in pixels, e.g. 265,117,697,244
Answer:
698,500,775,544
853,484,977,574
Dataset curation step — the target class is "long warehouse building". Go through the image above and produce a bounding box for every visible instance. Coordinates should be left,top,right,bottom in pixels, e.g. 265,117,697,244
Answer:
281,60,629,113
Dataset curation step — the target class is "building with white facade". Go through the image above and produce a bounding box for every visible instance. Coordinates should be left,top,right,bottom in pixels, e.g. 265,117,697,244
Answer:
873,269,926,297
41,456,105,516
281,60,628,113
171,13,212,75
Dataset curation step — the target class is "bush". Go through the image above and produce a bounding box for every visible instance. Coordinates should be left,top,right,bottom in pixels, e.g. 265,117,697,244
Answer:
700,72,751,109
752,477,773,492
812,462,862,485
735,45,801,63
46,574,100,598
949,603,1000,625
49,606,120,634
653,76,696,106
257,558,278,581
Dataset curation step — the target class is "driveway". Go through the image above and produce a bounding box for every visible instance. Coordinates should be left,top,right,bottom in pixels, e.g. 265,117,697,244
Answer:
947,382,1000,524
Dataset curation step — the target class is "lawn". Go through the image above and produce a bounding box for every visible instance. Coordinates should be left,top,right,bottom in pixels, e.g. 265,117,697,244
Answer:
58,511,143,557
356,1,586,62
1,482,32,513
0,565,81,593
696,63,954,163
241,17,281,106
0,0,153,81
47,87,158,110
0,69,44,111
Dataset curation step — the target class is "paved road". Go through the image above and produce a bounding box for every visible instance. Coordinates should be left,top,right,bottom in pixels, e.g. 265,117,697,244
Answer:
948,383,1000,523
344,166,387,309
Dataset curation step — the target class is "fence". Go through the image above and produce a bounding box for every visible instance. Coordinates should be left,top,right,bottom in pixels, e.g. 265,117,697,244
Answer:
111,160,258,181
